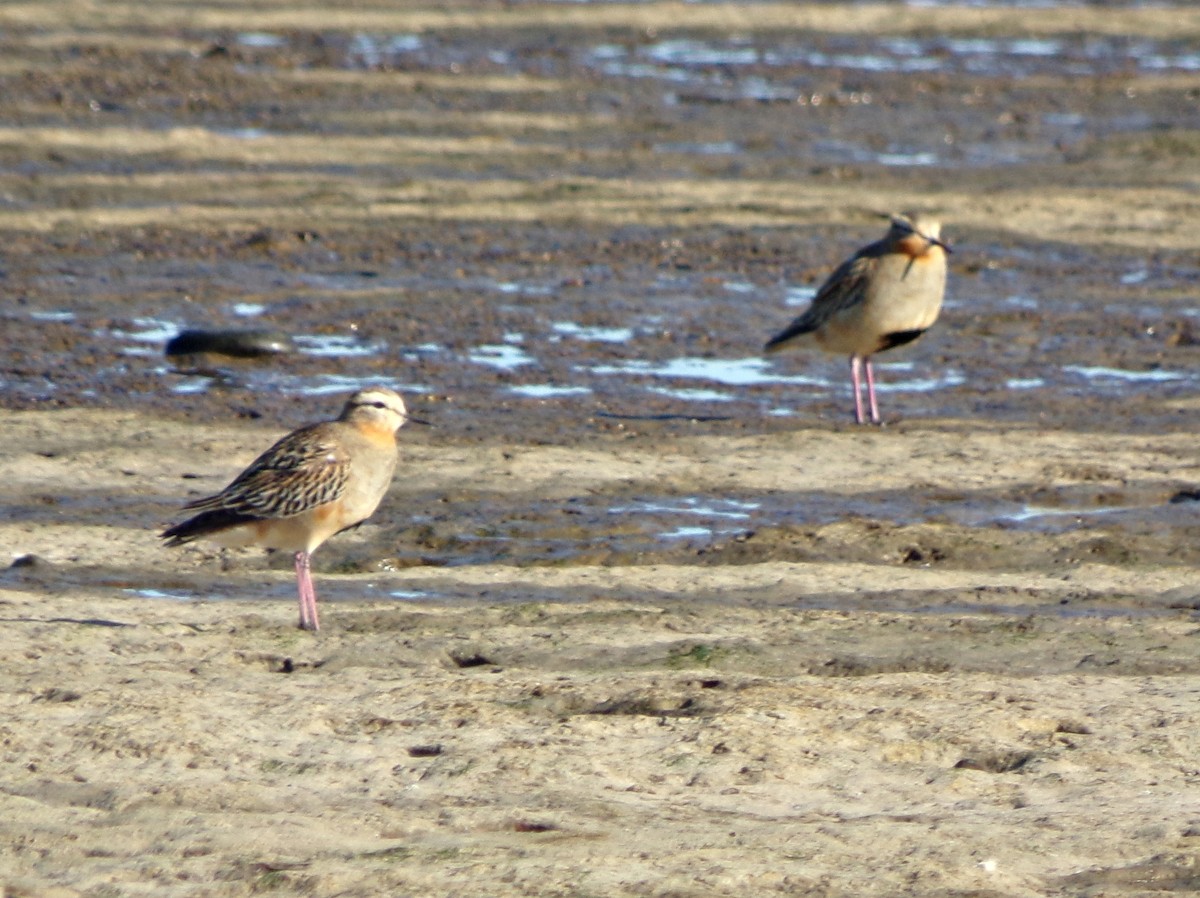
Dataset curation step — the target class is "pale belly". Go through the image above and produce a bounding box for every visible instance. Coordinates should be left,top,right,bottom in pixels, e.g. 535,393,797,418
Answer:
210,497,383,554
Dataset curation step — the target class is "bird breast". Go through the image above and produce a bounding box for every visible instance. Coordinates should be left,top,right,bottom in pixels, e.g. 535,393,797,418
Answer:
868,249,946,333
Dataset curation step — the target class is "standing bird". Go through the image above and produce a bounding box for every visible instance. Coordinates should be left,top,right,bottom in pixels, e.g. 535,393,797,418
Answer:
162,387,415,631
764,213,951,424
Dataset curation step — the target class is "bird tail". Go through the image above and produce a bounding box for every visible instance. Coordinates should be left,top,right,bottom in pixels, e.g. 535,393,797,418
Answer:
763,317,818,353
160,509,254,547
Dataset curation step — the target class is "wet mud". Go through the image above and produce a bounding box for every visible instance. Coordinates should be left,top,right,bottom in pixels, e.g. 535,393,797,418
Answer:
3,2,1199,584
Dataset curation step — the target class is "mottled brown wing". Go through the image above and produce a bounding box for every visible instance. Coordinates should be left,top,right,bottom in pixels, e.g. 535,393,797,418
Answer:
184,423,351,521
809,252,878,321
765,250,879,350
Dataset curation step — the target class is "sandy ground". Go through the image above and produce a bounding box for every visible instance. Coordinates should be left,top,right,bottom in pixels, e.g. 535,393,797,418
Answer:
3,1,1200,896
4,409,1200,897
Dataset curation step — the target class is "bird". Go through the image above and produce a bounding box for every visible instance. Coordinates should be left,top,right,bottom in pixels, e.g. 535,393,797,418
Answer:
764,212,951,424
162,387,417,631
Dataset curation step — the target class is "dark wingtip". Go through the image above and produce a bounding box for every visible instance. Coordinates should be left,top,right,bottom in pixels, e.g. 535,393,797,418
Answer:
160,529,190,548
160,509,254,547
763,320,814,353
160,520,199,547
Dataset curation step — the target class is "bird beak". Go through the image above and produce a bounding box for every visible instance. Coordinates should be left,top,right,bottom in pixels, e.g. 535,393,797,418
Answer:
929,235,952,254
406,415,433,426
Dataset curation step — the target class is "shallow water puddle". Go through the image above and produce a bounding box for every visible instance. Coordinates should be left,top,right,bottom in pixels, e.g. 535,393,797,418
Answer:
110,317,180,351
610,496,759,521
292,334,382,357
550,321,635,343
402,487,1186,571
97,486,1189,610
996,503,1152,526
494,281,556,297
38,292,1190,413
115,574,446,607
167,376,214,395
509,384,592,398
345,33,424,69
383,588,441,601
652,140,742,156
236,32,287,50
468,343,537,370
587,356,830,387
164,370,430,397
936,495,1175,533
123,587,195,601
648,385,734,403
588,33,1200,83
286,374,431,397
580,31,1200,168
1063,364,1188,385
412,492,765,566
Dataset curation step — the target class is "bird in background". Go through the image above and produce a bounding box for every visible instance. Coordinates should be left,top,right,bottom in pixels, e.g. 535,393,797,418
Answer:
764,212,951,425
162,387,419,631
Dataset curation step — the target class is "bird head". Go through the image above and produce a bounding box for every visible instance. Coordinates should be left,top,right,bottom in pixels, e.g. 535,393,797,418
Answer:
342,387,428,431
885,212,952,254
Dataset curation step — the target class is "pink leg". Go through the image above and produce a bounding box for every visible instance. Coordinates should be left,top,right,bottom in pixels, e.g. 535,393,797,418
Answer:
864,358,881,424
849,356,866,424
294,551,320,632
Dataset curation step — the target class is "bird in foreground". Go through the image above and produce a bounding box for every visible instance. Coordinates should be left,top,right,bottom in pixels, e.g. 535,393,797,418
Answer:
764,212,951,424
162,387,416,631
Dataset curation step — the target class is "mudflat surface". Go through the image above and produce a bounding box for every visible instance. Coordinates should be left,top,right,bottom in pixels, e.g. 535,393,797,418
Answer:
3,2,1200,896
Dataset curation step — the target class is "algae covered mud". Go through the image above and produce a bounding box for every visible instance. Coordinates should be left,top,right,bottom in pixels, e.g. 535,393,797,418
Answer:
2,2,1200,896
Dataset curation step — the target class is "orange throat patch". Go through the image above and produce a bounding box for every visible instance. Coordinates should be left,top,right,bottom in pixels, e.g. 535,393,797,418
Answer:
355,421,399,448
897,234,941,260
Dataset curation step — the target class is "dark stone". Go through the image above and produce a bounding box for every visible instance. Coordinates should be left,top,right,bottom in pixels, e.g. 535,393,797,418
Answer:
164,329,295,359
